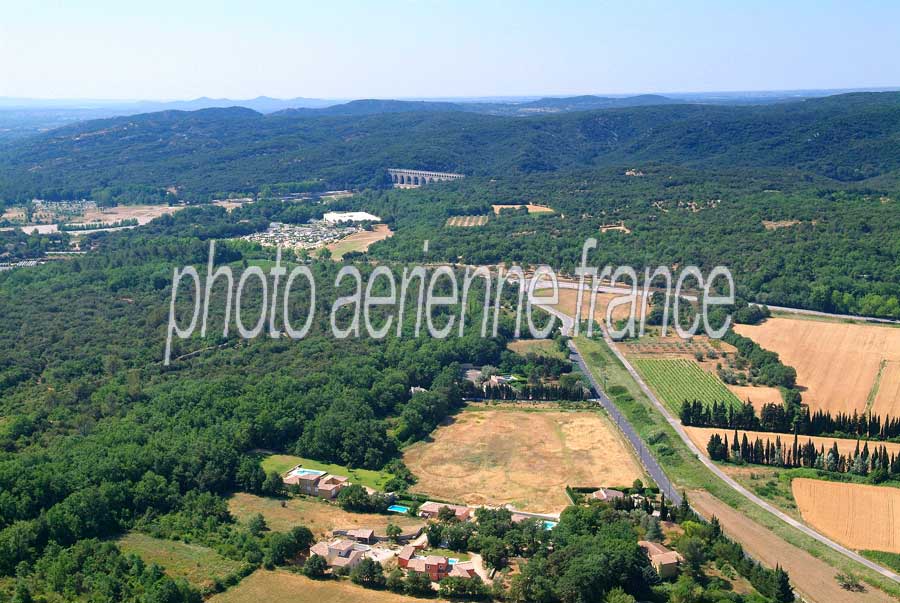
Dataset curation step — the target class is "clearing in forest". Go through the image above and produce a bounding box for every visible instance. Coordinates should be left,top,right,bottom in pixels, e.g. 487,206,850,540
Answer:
734,317,900,415
403,405,644,514
326,224,393,259
547,287,648,325
210,569,425,603
492,203,554,214
507,338,568,359
228,493,423,538
117,532,246,588
445,215,489,227
631,358,741,413
792,478,900,554
258,454,394,491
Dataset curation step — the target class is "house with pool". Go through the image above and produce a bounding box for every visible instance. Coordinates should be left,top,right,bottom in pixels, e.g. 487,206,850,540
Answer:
282,465,349,499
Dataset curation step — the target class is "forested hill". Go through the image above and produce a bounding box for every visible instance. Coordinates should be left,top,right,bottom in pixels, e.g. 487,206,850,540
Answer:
1,92,900,201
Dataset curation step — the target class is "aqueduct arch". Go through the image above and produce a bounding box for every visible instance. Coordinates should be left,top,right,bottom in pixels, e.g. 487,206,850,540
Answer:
387,168,465,187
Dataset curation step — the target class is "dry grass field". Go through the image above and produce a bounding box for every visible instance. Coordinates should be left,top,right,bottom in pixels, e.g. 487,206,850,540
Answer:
599,222,632,234
403,406,644,513
762,219,801,230
117,532,246,588
792,478,900,554
548,287,648,324
326,224,393,259
726,385,784,409
445,215,489,227
684,426,900,459
210,570,428,603
735,317,900,415
228,493,423,538
491,204,554,214
77,204,184,225
690,490,895,603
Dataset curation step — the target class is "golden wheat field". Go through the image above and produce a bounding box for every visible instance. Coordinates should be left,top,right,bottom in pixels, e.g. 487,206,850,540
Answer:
792,478,900,553
735,317,900,415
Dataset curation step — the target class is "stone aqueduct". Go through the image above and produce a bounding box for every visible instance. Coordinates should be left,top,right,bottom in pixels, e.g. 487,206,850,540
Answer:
387,168,465,186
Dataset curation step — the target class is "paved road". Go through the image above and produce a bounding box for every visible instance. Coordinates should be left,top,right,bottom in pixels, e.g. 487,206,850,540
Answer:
538,302,900,585
754,303,900,325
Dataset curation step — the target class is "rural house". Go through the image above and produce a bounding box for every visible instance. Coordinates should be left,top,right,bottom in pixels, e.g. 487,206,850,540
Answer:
399,547,476,582
590,488,625,502
281,466,349,499
418,501,471,521
309,539,366,570
345,528,376,544
638,540,684,578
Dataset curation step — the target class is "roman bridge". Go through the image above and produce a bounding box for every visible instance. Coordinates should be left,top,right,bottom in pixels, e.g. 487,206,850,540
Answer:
387,168,465,187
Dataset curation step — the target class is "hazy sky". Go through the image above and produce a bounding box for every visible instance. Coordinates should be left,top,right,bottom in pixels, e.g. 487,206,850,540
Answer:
4,0,900,100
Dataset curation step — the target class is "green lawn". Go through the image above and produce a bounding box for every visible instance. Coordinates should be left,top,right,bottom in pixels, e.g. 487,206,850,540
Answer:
422,548,471,561
631,357,742,412
259,453,395,491
575,336,900,599
117,532,248,588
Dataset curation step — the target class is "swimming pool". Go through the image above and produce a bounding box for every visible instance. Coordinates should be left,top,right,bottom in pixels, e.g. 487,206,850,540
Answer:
387,504,410,514
288,467,326,478
543,520,558,530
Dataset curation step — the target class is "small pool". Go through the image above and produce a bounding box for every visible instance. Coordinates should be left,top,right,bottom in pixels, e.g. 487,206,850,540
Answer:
448,558,459,565
543,520,558,530
288,467,326,478
388,504,410,514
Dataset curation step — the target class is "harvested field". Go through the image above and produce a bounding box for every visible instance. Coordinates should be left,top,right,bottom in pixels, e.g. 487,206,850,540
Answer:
445,215,489,227
727,384,784,410
117,532,246,588
210,569,426,603
548,287,648,324
792,478,900,554
403,406,644,514
689,490,894,603
734,317,900,415
684,426,900,460
327,224,393,259
492,203,554,214
228,492,423,538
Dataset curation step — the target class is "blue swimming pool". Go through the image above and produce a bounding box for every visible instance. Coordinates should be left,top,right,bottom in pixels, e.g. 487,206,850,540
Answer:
543,520,558,530
387,504,410,514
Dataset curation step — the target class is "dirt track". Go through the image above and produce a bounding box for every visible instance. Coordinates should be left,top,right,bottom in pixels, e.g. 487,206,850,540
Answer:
690,490,895,603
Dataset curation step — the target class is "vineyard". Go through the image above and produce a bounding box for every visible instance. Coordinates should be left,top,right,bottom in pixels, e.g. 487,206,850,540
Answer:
445,215,489,227
632,357,742,412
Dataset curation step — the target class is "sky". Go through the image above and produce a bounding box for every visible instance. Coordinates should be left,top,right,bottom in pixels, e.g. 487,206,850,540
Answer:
3,0,900,100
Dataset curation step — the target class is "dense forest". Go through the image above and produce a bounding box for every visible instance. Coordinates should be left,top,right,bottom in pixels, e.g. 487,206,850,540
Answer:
0,224,522,600
1,92,900,202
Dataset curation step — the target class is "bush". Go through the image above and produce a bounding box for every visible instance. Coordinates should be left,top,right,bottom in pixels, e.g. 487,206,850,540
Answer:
302,554,328,579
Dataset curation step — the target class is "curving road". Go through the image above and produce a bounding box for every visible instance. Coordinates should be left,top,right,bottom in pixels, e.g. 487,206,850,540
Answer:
538,302,900,585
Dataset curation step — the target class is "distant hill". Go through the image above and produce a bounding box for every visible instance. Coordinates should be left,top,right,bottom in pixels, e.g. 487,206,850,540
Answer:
1,91,899,201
